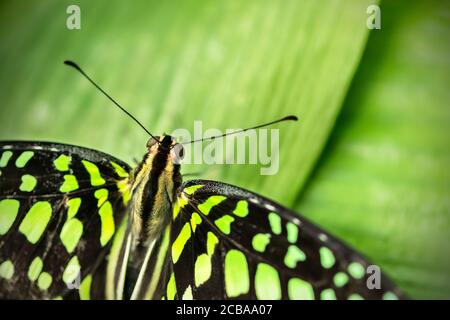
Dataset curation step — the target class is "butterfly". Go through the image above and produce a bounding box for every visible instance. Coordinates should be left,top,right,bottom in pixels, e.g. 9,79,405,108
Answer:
0,61,405,300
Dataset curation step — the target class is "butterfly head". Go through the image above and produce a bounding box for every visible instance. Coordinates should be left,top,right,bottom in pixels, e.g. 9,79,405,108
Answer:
146,135,184,164
126,135,184,242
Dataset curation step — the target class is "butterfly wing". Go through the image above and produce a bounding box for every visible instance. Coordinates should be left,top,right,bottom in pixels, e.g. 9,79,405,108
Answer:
0,141,131,299
164,179,405,300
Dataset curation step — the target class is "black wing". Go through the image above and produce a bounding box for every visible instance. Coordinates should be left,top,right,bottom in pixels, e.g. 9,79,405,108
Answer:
164,179,405,300
0,141,131,299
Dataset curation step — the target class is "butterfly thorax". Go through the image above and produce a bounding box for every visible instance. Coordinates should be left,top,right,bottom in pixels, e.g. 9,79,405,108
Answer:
128,135,182,246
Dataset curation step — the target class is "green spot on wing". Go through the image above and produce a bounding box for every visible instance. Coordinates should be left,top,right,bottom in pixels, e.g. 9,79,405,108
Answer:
206,232,218,255
99,201,114,246
19,201,52,244
20,174,37,192
184,184,203,195
54,154,71,171
321,288,337,300
194,254,212,287
110,161,129,178
79,275,93,300
319,246,335,269
255,263,282,300
172,223,191,263
190,212,202,232
288,278,314,300
0,199,20,235
28,257,43,281
268,212,282,235
233,200,249,217
82,160,105,186
224,249,250,298
333,272,349,287
173,196,188,220
15,151,34,168
286,222,298,243
67,198,81,219
348,262,365,279
182,286,193,300
94,188,109,207
60,218,83,253
197,195,226,215
60,175,79,193
214,215,234,235
37,272,52,290
62,256,80,284
167,273,176,300
0,260,14,279
284,245,306,268
0,151,13,167
252,233,271,253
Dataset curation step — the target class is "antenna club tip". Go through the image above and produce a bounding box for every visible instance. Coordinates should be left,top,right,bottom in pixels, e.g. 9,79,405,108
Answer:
64,60,81,70
284,115,299,121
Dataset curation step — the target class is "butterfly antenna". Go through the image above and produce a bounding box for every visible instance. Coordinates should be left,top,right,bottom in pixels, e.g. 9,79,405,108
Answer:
182,115,298,145
64,60,160,143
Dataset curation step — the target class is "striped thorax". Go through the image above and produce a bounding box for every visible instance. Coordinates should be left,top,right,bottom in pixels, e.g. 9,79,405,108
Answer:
108,135,183,299
129,135,183,243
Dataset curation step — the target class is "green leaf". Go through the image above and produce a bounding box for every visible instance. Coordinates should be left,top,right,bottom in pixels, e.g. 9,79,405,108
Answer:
0,0,373,205
296,1,450,299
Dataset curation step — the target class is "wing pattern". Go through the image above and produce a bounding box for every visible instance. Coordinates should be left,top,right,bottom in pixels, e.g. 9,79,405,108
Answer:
166,180,405,300
0,142,406,300
0,141,131,299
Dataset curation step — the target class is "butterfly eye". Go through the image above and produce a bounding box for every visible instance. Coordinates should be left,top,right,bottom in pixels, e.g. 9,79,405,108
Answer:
147,137,160,148
171,143,184,164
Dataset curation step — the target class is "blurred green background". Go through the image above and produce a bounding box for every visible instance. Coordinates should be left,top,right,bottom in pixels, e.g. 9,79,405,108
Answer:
0,0,448,298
